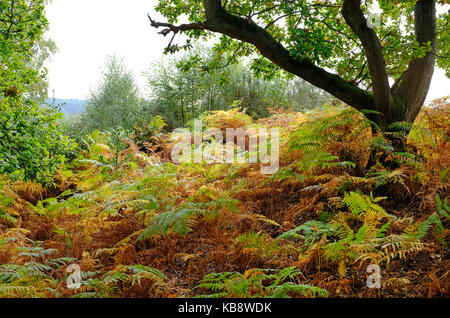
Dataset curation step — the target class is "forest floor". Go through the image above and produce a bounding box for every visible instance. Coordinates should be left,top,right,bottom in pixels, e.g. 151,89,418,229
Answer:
0,99,449,298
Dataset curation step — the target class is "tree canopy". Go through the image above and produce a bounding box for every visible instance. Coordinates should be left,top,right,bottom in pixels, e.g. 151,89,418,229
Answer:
81,55,143,132
149,0,449,131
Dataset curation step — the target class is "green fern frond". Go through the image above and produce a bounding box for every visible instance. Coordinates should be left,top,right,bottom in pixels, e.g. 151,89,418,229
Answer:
271,282,329,298
278,220,338,248
342,191,387,217
388,121,413,133
436,195,450,220
139,197,239,240
0,284,35,297
195,267,327,298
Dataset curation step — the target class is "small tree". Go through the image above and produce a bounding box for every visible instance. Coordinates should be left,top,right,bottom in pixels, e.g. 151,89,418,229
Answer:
29,37,58,104
82,55,143,132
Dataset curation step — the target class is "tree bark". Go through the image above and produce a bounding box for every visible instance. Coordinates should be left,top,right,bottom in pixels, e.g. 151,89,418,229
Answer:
391,0,437,125
342,0,392,130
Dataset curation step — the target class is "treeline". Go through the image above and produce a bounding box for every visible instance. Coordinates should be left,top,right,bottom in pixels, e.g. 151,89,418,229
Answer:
63,46,331,139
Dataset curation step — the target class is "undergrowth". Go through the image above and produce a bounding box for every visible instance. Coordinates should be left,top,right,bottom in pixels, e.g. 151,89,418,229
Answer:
0,98,448,298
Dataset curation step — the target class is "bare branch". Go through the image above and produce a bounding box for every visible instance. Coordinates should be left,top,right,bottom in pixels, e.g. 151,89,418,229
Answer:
148,14,206,37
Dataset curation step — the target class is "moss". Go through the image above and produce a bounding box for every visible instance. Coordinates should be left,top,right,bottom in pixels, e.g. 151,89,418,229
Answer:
391,95,408,123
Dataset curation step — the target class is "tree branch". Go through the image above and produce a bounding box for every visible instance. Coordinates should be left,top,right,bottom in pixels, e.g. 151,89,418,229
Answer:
149,0,375,112
148,15,206,37
342,0,391,120
391,0,437,122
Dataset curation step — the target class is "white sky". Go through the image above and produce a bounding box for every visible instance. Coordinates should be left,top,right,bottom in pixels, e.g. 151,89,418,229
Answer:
45,0,449,101
46,0,166,99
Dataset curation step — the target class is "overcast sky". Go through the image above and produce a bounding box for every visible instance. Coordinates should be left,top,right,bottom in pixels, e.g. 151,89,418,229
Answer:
45,0,449,101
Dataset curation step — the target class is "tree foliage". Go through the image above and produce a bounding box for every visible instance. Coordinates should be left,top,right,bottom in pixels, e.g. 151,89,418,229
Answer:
81,55,143,133
150,0,449,130
147,46,331,127
0,0,75,184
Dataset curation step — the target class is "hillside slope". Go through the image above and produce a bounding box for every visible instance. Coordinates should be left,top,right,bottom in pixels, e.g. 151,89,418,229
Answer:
0,99,449,298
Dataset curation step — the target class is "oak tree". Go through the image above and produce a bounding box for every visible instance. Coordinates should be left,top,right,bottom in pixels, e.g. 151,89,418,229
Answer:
149,0,449,132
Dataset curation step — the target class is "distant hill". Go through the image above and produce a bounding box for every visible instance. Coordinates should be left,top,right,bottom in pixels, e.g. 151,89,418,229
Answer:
47,99,87,115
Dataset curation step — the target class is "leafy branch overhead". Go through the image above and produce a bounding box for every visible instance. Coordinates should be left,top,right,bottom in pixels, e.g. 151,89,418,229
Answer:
149,0,449,130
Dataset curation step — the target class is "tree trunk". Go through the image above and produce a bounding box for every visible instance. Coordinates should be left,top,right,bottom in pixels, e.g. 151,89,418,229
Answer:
343,0,436,133
390,0,437,127
180,97,185,126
